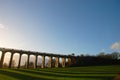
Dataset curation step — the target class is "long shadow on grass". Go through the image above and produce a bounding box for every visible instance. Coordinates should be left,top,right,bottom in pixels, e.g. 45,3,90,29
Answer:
34,68,119,75
14,69,114,80
0,69,51,80
36,69,118,75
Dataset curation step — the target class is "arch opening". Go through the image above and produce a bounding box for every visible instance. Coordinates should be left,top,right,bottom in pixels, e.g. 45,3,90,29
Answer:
45,56,49,68
3,52,11,68
52,57,55,68
12,53,19,68
29,55,35,68
59,57,62,67
65,58,69,67
20,54,27,68
45,56,52,68
37,55,42,68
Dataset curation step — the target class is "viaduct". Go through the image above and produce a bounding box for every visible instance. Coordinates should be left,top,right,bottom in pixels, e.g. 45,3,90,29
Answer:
0,47,74,68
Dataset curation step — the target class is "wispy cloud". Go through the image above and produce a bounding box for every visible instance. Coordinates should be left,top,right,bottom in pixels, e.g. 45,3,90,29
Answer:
0,24,5,29
110,42,120,50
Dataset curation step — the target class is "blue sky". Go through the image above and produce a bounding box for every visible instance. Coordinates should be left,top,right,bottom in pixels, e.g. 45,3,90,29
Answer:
0,0,120,55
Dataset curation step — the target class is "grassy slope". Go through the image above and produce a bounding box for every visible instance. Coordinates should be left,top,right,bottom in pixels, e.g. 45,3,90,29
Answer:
0,65,120,80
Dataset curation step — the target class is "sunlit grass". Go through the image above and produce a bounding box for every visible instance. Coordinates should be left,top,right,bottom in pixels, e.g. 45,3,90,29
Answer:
0,65,120,80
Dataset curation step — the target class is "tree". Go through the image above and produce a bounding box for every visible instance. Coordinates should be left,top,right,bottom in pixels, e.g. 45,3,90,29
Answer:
72,53,75,56
51,58,56,68
29,61,34,68
46,59,51,68
22,62,27,68
111,52,120,59
3,63,8,68
98,52,105,57
11,60,16,68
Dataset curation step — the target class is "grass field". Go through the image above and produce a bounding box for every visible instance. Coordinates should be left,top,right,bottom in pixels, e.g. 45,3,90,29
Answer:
0,65,120,80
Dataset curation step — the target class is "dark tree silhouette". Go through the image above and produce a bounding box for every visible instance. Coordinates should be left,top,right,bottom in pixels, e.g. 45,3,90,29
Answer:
70,52,120,67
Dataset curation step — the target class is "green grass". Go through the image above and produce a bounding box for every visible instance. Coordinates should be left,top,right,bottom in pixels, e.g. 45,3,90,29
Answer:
0,65,120,80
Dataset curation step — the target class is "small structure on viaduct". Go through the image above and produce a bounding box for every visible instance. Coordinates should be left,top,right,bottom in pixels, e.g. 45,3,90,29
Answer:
0,47,74,68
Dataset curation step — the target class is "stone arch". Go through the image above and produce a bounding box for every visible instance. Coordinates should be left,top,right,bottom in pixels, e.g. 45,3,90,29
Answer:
62,57,66,67
0,51,6,68
45,56,49,68
55,56,59,68
12,53,20,68
41,55,45,68
65,58,69,67
3,52,11,68
66,58,68,62
20,54,28,68
52,57,56,68
29,54,36,68
59,57,62,67
37,55,42,68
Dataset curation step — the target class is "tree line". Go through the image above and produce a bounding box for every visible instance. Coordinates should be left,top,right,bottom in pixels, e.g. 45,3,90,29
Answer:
70,52,120,67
